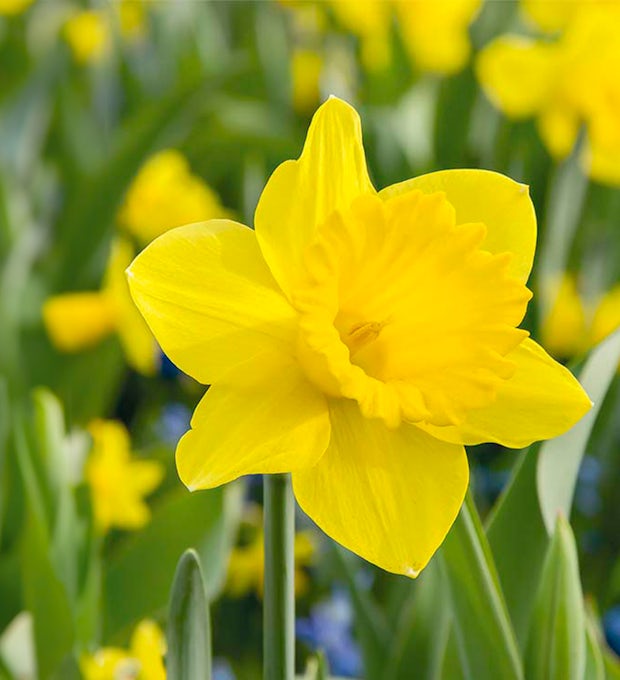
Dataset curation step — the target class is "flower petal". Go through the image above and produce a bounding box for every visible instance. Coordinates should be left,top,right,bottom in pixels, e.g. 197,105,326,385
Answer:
380,169,537,283
293,399,469,576
126,219,297,384
419,338,592,449
255,96,375,298
176,358,331,490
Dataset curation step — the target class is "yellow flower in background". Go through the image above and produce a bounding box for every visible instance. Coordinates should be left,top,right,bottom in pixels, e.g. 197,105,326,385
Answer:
327,0,480,74
395,0,481,75
115,0,147,41
227,509,315,597
118,150,231,245
43,238,157,375
477,3,620,183
127,97,590,577
0,0,33,16
541,276,620,361
521,0,577,33
291,48,324,114
64,10,111,65
81,619,166,680
540,275,588,359
86,419,164,535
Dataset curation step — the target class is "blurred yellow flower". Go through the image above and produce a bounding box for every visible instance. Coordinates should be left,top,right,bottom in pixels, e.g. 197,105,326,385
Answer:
227,511,315,597
0,0,33,16
81,619,166,680
43,238,158,375
118,150,231,245
86,419,164,535
521,0,577,33
328,0,480,74
64,10,111,65
540,275,588,359
116,0,147,41
541,276,620,360
477,3,620,183
127,97,590,576
291,48,324,114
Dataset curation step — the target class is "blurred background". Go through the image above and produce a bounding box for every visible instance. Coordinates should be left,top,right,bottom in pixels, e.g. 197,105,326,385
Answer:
1,1,620,678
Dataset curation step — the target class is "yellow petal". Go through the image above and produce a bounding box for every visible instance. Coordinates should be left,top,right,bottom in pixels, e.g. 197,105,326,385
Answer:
540,275,587,358
293,399,469,577
43,292,116,352
105,238,158,376
538,103,579,160
476,36,560,118
380,169,536,283
127,219,297,385
176,358,330,490
521,0,576,33
255,96,375,298
130,620,166,680
419,338,592,449
589,285,620,347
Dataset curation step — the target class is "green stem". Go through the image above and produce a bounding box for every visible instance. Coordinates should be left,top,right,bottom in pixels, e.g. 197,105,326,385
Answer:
263,473,295,680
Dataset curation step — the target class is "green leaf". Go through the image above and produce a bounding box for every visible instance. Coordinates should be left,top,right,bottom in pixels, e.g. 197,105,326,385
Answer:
538,329,620,534
104,482,242,639
303,652,329,680
167,549,212,680
585,616,606,680
441,493,523,680
384,560,451,680
486,444,549,645
525,516,585,680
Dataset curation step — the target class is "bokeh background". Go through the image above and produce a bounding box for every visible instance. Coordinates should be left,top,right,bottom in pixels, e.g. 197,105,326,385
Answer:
1,1,620,678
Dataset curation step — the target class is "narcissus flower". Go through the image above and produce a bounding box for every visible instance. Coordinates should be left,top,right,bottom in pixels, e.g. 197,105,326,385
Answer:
127,97,590,576
118,150,231,245
86,419,164,534
542,275,620,361
43,238,157,375
477,3,620,184
81,619,166,680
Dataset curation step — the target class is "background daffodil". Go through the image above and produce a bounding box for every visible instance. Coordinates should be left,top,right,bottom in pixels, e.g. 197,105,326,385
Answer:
127,97,590,577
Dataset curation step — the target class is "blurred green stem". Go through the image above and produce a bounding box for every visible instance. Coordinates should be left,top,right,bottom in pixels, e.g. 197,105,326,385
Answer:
263,473,295,680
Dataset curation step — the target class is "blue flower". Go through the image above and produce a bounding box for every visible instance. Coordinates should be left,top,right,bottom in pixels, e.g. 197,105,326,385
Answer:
603,606,620,656
157,402,191,444
297,589,363,677
212,658,236,680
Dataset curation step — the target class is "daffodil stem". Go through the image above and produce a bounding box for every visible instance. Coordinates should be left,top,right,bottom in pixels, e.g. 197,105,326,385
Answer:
263,472,295,680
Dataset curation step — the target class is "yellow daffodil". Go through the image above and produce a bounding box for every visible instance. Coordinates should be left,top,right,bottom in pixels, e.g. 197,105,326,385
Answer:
64,10,111,65
227,507,315,597
115,0,147,41
0,0,33,16
43,238,157,375
86,419,164,535
127,97,590,577
540,275,588,359
291,48,324,114
521,0,577,34
81,619,166,680
541,276,620,361
118,150,231,245
477,3,620,183
327,0,480,74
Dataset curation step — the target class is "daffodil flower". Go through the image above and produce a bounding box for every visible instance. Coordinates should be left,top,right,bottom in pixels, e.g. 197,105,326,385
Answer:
81,619,166,680
86,419,164,534
0,0,32,16
43,238,157,375
127,97,590,576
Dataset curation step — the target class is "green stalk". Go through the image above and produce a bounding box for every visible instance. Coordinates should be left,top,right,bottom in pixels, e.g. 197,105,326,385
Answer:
263,473,295,680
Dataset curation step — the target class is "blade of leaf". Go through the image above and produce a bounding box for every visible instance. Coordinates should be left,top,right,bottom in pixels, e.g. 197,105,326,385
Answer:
538,329,620,534
104,482,242,639
525,516,585,680
167,549,212,680
441,493,523,680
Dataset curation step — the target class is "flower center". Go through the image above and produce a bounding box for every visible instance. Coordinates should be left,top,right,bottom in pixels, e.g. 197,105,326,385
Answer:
292,190,532,428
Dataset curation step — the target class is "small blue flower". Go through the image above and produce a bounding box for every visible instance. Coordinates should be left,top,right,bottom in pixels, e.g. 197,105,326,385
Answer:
297,589,363,678
575,456,603,517
157,402,191,444
212,658,236,680
603,606,620,656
